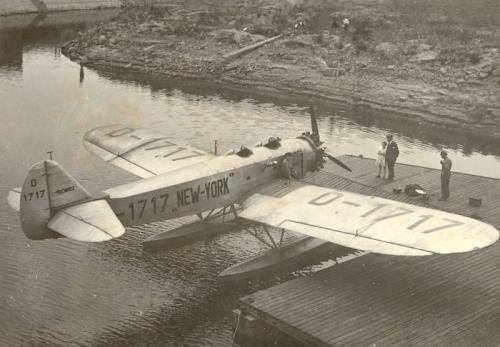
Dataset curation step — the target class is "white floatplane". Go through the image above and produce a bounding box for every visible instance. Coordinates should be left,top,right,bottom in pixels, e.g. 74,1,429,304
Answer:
7,110,499,271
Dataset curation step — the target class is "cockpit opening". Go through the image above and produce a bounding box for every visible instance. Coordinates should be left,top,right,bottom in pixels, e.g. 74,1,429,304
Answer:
264,137,281,149
236,146,253,158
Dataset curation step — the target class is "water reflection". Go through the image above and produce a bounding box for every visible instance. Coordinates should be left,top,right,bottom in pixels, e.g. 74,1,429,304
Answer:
79,64,85,85
95,65,500,166
0,30,23,68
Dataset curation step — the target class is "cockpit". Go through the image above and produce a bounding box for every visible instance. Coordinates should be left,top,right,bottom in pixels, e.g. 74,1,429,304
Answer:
224,137,281,158
235,146,253,158
263,137,281,149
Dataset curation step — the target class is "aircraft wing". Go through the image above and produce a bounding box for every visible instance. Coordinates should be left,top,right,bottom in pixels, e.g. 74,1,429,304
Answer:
84,125,212,178
239,184,499,256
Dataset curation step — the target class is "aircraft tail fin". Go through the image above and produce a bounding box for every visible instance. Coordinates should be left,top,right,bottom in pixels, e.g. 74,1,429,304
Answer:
18,160,124,242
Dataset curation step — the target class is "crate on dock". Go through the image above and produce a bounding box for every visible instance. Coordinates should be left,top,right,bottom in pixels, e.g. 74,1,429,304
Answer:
469,197,482,207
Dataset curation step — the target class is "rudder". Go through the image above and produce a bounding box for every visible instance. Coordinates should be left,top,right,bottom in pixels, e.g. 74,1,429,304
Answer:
20,160,91,240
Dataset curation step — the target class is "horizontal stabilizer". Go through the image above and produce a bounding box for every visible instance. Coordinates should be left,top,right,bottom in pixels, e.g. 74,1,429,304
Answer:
7,187,21,212
48,200,125,242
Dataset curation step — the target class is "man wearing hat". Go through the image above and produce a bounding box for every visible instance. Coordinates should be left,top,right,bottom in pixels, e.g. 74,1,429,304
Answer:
385,134,399,180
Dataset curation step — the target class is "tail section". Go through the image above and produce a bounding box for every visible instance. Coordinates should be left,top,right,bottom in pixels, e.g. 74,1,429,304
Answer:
17,160,124,242
48,200,125,242
20,160,91,240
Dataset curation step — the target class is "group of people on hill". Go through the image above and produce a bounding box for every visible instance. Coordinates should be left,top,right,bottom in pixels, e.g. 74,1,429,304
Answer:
376,134,452,201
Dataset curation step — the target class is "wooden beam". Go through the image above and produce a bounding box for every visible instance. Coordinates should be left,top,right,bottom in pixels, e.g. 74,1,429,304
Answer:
222,34,283,65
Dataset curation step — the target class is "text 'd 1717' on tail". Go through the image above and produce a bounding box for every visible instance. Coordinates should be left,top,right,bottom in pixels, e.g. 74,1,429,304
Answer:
19,160,124,242
20,160,92,240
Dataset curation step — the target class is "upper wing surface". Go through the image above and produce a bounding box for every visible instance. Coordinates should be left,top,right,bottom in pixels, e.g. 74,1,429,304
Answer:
84,125,212,178
239,184,499,256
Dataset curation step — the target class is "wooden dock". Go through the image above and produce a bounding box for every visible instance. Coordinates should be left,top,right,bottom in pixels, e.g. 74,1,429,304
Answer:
235,155,500,346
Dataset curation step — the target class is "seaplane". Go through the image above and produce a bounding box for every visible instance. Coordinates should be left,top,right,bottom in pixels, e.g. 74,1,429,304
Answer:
7,108,499,278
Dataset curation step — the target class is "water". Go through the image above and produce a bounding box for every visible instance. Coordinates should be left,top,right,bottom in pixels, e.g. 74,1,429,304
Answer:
1,10,500,347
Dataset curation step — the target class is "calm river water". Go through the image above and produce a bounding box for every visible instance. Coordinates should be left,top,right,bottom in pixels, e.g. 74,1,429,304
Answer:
1,10,500,347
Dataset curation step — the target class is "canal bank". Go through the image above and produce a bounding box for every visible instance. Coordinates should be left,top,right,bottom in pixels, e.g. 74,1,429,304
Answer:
0,0,121,16
61,1,500,141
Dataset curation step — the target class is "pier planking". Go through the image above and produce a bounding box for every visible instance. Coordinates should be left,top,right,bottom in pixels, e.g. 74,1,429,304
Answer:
237,155,500,346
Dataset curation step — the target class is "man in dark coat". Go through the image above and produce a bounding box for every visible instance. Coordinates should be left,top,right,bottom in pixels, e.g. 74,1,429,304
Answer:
439,150,452,201
280,152,294,185
385,134,399,180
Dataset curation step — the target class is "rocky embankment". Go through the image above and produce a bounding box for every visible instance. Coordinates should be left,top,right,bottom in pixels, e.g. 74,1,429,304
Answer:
62,1,500,139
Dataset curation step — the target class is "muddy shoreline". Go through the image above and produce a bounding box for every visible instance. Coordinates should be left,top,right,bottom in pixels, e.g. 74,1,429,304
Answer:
61,1,500,140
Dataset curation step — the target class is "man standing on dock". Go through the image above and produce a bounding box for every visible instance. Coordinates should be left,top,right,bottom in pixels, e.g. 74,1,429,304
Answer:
385,134,399,180
280,152,295,186
440,150,452,201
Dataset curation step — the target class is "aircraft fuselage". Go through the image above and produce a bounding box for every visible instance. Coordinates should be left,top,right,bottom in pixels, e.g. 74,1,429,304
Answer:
104,138,319,227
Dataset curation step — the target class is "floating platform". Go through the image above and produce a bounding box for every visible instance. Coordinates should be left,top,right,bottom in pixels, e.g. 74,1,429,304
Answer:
234,155,500,346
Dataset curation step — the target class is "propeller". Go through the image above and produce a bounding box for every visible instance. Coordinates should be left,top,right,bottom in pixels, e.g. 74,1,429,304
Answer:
324,151,352,172
309,106,352,172
310,105,320,141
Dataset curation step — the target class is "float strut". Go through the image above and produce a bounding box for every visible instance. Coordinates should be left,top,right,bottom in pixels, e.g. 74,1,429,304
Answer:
247,226,275,248
222,207,227,223
262,225,278,248
279,229,286,247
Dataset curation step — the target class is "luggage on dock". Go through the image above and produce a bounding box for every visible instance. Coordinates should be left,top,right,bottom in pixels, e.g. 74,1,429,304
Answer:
404,184,426,197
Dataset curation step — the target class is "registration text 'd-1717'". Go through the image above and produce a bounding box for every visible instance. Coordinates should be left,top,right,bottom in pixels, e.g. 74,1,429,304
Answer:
106,127,206,162
308,191,463,234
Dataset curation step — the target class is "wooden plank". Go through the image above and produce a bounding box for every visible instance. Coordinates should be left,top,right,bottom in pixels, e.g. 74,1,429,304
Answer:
222,34,283,64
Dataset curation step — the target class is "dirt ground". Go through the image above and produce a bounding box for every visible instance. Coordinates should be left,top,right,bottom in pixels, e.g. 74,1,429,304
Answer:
62,0,500,139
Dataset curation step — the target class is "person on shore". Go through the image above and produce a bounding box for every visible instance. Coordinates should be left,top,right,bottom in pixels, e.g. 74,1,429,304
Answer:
385,134,399,180
342,18,350,31
331,17,339,30
375,141,387,178
439,150,452,201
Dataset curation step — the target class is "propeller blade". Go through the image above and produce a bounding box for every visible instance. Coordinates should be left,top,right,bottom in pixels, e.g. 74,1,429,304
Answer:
325,152,352,172
310,105,319,138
